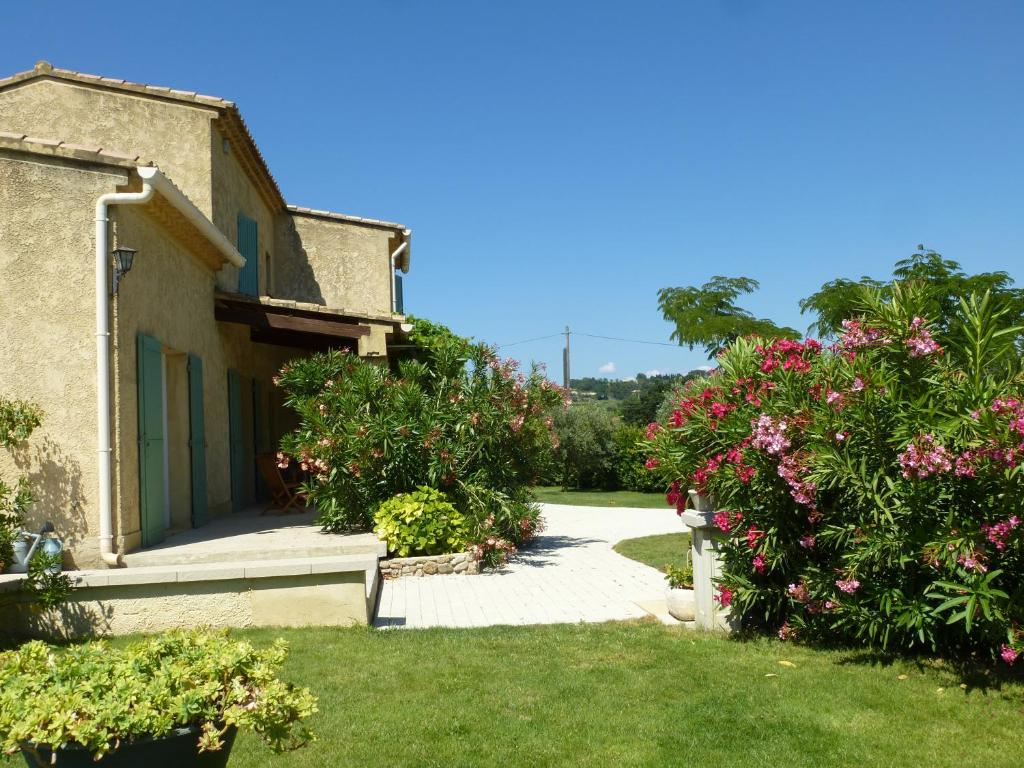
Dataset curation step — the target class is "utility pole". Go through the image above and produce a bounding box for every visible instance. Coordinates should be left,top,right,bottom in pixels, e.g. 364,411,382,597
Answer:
562,325,571,391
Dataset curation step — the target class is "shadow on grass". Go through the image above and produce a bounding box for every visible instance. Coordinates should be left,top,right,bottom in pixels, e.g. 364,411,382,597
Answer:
726,624,1024,695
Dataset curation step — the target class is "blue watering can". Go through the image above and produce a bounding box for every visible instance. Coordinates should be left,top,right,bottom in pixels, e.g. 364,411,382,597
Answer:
9,521,62,574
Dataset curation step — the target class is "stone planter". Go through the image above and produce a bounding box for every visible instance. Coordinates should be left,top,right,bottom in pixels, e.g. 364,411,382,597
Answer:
687,489,716,512
21,725,236,768
378,552,480,578
665,587,695,622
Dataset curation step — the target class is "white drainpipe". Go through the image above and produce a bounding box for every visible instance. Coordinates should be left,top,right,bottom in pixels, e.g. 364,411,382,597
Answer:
95,177,155,566
93,167,244,567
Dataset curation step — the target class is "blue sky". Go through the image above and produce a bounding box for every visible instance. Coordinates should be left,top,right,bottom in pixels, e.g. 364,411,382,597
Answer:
4,1,1023,380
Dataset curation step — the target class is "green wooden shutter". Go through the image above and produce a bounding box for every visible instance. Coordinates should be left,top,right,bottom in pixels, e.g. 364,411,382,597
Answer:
137,333,166,547
394,273,404,314
228,369,245,512
237,214,259,296
187,354,208,527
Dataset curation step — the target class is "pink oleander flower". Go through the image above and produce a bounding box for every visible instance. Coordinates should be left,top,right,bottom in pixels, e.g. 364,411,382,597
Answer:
787,581,810,603
898,434,953,479
778,454,817,508
714,585,733,607
906,317,943,357
646,421,662,439
734,463,757,484
751,414,791,455
666,481,681,509
799,534,816,549
645,457,660,470
746,527,764,549
1000,644,1019,665
777,621,795,641
835,431,849,442
839,319,889,350
836,578,860,594
752,554,766,574
981,517,1020,551
713,511,733,533
850,376,865,392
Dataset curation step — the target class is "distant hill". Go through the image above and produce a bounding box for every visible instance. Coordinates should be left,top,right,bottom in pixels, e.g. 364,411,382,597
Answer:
570,371,705,401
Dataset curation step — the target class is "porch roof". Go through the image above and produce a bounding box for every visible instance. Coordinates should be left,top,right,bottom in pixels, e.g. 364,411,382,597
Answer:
214,292,405,351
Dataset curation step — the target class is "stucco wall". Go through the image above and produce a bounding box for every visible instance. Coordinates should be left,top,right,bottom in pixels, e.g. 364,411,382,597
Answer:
275,213,396,315
0,152,129,567
111,208,307,556
1,571,372,638
0,79,216,215
210,123,276,295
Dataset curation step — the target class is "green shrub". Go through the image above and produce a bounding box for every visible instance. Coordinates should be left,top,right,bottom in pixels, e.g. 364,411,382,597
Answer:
275,321,565,558
0,629,317,760
612,425,663,493
461,483,544,567
374,487,470,557
665,562,694,589
647,286,1024,663
553,401,619,489
0,398,41,572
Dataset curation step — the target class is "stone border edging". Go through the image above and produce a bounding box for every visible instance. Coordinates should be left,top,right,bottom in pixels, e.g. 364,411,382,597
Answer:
378,552,480,577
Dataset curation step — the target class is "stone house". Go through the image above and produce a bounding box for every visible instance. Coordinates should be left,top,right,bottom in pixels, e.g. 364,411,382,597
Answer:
0,61,412,570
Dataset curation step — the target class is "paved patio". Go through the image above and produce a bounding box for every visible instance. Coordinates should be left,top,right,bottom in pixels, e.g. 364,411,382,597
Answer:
374,503,686,629
122,507,384,567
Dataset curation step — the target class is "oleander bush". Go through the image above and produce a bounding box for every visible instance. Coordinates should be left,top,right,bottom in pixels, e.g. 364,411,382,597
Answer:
646,286,1024,664
276,324,564,563
0,629,317,761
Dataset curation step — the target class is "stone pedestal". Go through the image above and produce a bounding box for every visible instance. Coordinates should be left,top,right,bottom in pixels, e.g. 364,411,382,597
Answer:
680,502,736,632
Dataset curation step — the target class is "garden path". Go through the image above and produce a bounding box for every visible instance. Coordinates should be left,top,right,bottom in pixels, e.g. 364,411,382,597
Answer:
374,503,684,629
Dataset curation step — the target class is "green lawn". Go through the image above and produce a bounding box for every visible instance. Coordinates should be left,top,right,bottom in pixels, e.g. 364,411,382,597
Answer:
221,622,1023,768
5,622,1023,767
614,532,691,572
532,485,667,508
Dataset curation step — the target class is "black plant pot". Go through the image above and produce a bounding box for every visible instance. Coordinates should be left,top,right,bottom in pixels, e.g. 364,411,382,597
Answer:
21,725,237,767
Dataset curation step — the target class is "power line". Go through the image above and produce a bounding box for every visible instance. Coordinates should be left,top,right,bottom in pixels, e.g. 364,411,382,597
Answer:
497,330,682,349
574,332,681,348
496,332,563,348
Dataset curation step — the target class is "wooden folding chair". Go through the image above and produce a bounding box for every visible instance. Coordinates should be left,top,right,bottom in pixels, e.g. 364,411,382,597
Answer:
256,453,308,515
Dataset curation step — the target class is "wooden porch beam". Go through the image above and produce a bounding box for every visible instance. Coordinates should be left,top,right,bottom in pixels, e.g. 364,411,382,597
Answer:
215,306,370,338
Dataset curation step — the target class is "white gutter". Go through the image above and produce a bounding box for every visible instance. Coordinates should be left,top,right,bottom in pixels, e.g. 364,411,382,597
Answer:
95,166,245,567
137,167,245,268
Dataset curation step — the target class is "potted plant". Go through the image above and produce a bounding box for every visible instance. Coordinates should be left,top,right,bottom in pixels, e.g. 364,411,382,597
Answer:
0,629,317,767
665,556,696,622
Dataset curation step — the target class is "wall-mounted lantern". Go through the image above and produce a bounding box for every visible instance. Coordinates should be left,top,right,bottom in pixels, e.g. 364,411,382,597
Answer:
111,246,138,295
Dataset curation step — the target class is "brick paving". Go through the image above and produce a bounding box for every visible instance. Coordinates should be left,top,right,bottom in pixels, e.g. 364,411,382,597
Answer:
374,503,685,629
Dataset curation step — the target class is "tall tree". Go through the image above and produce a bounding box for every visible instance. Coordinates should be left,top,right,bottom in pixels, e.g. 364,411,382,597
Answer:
658,276,799,358
799,246,1024,339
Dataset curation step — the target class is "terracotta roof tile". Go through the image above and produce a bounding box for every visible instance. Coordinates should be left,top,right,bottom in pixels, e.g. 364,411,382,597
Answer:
0,132,153,168
286,204,408,232
1,63,411,242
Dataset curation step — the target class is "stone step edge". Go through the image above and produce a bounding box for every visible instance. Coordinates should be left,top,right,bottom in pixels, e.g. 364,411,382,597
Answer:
0,554,379,591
